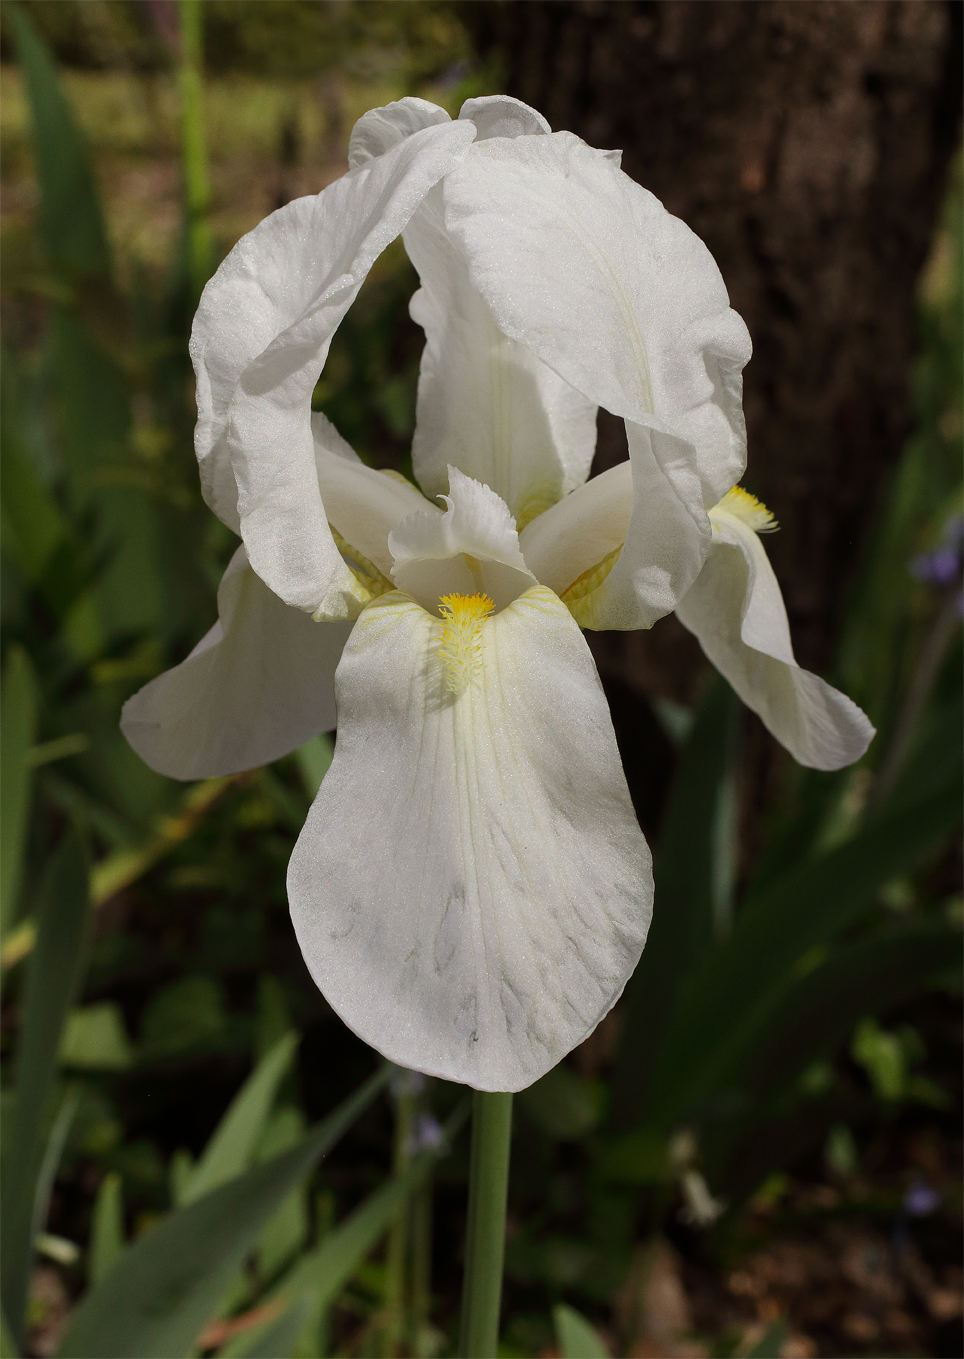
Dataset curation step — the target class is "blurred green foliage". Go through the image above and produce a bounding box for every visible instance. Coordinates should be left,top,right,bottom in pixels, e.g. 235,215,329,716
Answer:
8,1,472,83
0,5,960,1357
839,154,963,745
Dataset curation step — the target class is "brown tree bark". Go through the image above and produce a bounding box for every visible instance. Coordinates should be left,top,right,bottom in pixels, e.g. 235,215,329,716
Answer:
467,1,961,703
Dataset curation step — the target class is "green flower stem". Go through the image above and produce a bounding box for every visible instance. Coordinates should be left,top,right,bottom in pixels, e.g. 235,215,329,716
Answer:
314,1189,335,1358
458,1091,513,1359
410,1177,433,1355
177,0,212,301
381,1082,416,1356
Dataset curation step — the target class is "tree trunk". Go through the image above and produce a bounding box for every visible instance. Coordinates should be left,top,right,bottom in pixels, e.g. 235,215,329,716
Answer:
468,0,961,696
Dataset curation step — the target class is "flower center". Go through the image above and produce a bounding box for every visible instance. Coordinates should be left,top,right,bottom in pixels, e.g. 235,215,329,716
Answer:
437,592,494,694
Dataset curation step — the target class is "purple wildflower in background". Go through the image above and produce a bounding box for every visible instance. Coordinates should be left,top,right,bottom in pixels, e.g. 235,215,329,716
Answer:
902,1179,940,1217
910,515,963,587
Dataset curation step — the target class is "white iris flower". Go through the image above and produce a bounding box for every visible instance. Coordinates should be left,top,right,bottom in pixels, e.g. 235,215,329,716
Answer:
122,96,873,1092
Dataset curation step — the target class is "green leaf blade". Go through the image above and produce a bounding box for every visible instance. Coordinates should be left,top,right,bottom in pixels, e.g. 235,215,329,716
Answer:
553,1303,611,1358
59,1003,134,1072
0,835,90,1346
180,1031,299,1205
708,922,962,1200
56,1065,389,1359
234,1296,314,1359
646,780,962,1130
7,4,110,278
612,680,737,1128
738,922,961,1103
0,647,39,935
240,1102,469,1358
89,1173,125,1287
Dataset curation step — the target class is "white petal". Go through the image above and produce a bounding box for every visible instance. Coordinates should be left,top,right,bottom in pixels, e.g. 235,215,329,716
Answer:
348,97,451,168
442,132,752,506
310,409,359,464
389,466,535,611
457,95,551,140
520,460,633,593
675,513,875,770
288,585,652,1091
189,120,476,616
521,421,709,629
346,94,550,172
405,183,597,521
312,414,435,580
121,546,352,779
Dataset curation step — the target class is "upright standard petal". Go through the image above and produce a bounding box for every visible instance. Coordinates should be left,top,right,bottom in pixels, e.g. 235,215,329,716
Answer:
288,586,652,1092
458,94,551,140
405,183,597,525
675,508,875,770
348,93,552,171
520,421,709,630
443,132,752,507
348,97,452,168
312,414,436,582
190,118,476,616
121,546,352,780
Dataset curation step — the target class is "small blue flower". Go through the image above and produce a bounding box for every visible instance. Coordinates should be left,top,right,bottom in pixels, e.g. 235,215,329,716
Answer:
409,1113,445,1154
910,515,963,586
902,1179,940,1217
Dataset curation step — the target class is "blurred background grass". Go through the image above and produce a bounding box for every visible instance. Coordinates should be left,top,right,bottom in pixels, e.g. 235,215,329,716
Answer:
2,1,477,277
0,4,961,1358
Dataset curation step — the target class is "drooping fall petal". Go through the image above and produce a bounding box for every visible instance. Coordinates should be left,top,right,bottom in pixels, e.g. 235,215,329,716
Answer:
675,512,875,770
121,546,351,779
288,585,652,1091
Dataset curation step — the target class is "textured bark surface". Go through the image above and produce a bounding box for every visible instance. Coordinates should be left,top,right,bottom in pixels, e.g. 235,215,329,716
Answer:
469,0,962,703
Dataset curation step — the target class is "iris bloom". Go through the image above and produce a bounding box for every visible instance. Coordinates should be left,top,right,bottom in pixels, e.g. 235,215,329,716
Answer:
122,96,873,1091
